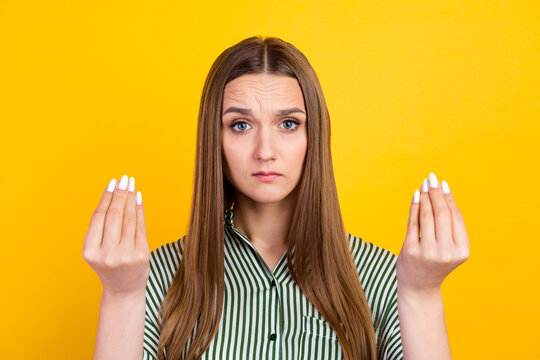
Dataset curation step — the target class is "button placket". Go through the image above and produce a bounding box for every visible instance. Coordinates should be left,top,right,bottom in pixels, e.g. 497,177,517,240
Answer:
225,207,285,357
268,274,280,358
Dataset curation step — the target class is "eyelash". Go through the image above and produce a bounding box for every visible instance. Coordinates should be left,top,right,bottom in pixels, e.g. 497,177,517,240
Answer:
230,119,301,133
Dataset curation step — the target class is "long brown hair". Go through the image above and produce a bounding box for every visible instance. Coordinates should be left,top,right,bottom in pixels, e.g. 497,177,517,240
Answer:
157,36,376,360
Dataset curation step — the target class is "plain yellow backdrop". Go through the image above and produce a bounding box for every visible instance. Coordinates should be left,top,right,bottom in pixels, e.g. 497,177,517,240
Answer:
1,0,538,358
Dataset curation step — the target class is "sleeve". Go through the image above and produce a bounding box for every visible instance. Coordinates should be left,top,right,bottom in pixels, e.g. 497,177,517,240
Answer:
346,232,403,360
142,247,165,359
375,255,403,360
143,299,160,359
142,237,185,360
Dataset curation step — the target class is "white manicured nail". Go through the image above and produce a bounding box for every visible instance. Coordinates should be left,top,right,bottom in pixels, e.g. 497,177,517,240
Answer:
136,191,142,205
429,172,439,188
128,177,135,192
422,179,428,192
413,189,420,203
118,174,129,190
442,180,450,194
107,178,116,192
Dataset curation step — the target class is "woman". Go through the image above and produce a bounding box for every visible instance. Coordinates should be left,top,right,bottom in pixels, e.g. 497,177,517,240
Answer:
84,36,470,360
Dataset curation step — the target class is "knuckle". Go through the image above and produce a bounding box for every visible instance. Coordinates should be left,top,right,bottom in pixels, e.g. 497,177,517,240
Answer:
422,248,437,263
124,208,136,217
124,216,136,227
118,253,133,265
102,254,119,268
459,247,470,261
452,210,464,221
405,246,420,259
92,209,106,218
133,250,150,263
436,207,450,218
420,211,431,221
82,248,99,263
439,251,453,264
106,210,122,221
137,221,146,232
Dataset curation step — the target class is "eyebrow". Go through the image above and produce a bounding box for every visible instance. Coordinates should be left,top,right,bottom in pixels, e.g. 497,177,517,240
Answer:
222,106,306,116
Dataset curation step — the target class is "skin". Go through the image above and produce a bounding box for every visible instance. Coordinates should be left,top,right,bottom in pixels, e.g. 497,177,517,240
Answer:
83,176,149,359
221,73,308,271
396,176,470,359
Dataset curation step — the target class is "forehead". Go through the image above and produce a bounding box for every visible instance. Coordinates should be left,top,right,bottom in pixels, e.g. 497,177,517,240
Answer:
222,73,305,108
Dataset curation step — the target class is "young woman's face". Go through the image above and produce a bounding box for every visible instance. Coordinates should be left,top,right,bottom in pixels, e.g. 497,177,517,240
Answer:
221,73,308,204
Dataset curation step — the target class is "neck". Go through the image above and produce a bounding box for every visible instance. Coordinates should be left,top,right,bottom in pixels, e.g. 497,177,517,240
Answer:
232,191,297,252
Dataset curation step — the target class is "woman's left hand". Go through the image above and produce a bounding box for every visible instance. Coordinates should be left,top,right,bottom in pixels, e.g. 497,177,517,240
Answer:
396,172,470,294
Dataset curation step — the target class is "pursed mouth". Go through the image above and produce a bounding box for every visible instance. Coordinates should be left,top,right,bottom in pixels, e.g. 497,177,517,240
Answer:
253,172,282,176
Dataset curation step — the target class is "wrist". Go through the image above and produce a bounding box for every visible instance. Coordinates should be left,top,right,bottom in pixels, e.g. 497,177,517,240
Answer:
397,283,443,302
101,289,146,305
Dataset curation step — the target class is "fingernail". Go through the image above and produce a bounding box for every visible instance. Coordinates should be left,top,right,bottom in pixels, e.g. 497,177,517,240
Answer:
422,179,428,192
136,191,143,205
118,175,129,190
107,178,116,192
413,189,420,203
128,177,135,192
429,172,439,188
442,180,450,194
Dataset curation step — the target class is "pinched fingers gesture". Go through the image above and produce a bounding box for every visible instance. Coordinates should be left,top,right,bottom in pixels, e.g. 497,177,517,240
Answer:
82,175,150,298
396,173,470,294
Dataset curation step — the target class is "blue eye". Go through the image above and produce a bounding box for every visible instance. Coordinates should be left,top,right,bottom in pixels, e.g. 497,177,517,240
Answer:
280,119,300,130
230,119,300,133
231,122,252,131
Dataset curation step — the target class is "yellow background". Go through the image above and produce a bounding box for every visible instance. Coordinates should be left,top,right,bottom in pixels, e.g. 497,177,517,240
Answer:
1,0,538,358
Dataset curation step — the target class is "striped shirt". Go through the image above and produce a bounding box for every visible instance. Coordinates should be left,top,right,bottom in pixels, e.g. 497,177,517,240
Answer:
143,208,403,359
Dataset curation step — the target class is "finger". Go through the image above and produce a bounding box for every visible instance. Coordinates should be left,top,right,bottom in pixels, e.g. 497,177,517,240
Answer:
83,178,116,253
102,174,129,249
419,178,436,247
427,173,453,249
404,189,421,247
441,180,469,249
119,177,137,249
134,190,148,252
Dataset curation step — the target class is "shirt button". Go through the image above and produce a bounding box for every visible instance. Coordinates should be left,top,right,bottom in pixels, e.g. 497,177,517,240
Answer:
269,333,277,341
270,279,276,287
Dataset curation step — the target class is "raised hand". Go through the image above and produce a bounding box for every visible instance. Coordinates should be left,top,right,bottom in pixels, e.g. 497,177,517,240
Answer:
83,175,150,298
396,172,470,294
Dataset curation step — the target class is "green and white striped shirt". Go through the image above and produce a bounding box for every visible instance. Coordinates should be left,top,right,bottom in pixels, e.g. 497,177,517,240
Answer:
143,208,403,359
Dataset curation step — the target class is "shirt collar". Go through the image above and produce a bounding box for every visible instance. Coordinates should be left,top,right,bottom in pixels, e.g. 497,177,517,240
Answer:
223,205,293,281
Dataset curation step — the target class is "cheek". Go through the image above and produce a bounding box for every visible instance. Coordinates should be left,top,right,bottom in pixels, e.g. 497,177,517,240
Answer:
291,137,307,164
222,140,246,175
222,133,234,161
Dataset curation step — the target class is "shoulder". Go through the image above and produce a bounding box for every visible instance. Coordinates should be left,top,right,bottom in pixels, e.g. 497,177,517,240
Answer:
346,231,398,277
346,232,403,359
345,231,399,326
143,236,186,358
147,235,186,295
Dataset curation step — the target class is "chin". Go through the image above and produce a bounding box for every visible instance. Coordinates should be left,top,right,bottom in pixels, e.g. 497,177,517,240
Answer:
241,188,290,204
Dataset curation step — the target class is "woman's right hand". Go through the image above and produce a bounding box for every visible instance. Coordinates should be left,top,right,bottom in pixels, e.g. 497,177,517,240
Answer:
83,175,150,298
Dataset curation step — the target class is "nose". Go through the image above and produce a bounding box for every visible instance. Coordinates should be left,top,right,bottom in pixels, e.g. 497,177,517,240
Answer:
254,123,277,161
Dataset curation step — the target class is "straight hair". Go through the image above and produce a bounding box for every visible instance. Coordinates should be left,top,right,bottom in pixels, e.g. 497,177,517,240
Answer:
157,36,377,360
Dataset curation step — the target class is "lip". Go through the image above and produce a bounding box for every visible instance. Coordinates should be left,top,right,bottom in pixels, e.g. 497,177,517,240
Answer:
252,171,282,176
253,174,281,182
252,171,282,183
